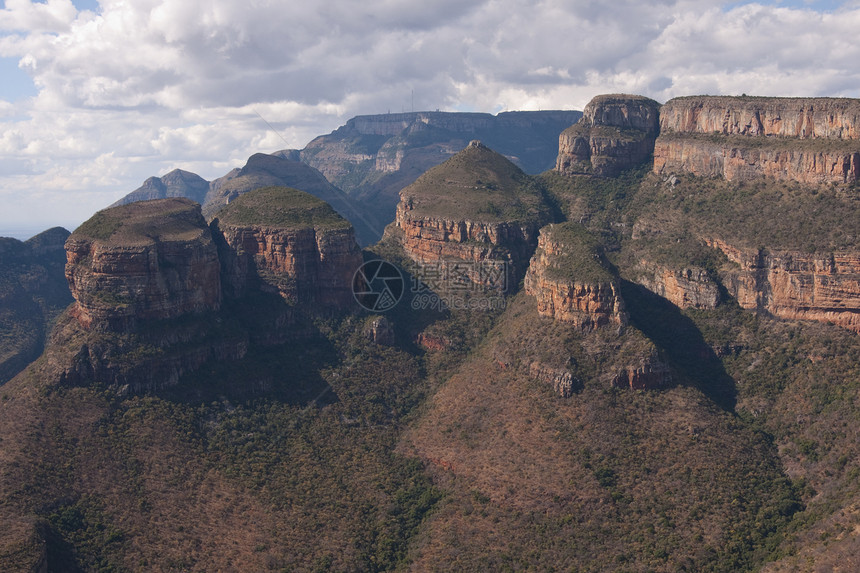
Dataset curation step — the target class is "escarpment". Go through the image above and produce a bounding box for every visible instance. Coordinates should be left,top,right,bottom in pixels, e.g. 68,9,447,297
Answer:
392,140,552,290
524,222,626,330
706,239,860,332
556,94,660,176
654,96,860,184
213,186,363,308
631,260,721,310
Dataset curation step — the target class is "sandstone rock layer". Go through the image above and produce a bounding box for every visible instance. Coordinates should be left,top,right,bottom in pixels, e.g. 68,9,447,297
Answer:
707,238,860,333
556,94,660,176
524,223,627,330
65,199,221,331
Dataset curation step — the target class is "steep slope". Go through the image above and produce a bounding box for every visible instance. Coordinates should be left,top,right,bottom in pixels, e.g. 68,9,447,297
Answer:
0,227,72,384
390,140,553,291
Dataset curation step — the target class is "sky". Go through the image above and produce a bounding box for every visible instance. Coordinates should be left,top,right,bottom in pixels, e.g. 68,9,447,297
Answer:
1,0,859,239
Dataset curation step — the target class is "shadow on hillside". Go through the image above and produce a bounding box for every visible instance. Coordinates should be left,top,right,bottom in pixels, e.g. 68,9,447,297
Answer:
619,280,737,411
158,315,340,409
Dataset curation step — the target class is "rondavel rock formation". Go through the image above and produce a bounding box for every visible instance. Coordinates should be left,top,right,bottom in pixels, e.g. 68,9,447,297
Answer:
556,94,661,176
524,222,627,330
391,140,552,291
551,94,860,332
50,188,364,394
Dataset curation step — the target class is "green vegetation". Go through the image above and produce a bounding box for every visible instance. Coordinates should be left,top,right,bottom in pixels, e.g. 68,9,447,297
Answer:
74,198,205,244
215,186,351,230
629,172,860,252
402,143,551,223
538,222,615,283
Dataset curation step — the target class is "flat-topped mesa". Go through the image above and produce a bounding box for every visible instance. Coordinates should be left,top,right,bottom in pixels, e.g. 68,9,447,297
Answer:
65,199,221,331
654,96,860,184
556,94,661,177
393,140,553,290
706,238,860,333
524,222,627,330
212,186,363,309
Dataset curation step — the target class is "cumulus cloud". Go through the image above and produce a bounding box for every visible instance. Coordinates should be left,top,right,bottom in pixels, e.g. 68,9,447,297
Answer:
0,0,858,235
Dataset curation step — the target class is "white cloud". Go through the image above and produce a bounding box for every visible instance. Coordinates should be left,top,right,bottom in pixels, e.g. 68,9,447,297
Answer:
0,0,858,234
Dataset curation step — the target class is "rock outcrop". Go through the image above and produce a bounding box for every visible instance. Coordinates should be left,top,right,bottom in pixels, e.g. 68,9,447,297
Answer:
654,96,860,184
529,361,578,397
659,96,860,140
524,222,627,329
611,350,673,390
632,260,721,310
392,141,552,290
556,94,661,176
653,134,860,185
706,238,860,332
65,199,221,331
212,186,363,309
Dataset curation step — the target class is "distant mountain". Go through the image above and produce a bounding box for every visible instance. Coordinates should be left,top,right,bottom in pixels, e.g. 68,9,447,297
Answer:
0,227,72,384
111,110,578,246
203,153,383,245
301,109,582,223
111,169,209,207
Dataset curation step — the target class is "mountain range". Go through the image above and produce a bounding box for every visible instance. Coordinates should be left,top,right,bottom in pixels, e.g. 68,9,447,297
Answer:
1,95,859,571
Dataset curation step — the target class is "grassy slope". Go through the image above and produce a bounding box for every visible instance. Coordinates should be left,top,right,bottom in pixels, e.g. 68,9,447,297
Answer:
215,185,351,231
402,144,550,224
2,151,860,572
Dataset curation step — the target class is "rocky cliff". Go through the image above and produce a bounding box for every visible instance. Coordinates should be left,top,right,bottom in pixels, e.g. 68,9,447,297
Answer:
631,260,721,310
556,94,660,176
654,96,860,184
524,222,627,329
653,134,860,185
65,199,222,332
212,186,363,308
392,141,552,290
706,238,860,332
659,96,860,139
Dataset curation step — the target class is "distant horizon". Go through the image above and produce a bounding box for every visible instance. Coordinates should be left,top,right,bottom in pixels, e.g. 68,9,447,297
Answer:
2,0,859,230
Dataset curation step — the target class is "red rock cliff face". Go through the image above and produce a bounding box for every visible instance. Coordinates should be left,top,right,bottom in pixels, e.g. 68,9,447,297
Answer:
394,203,542,289
632,260,721,310
216,223,362,308
556,94,660,176
391,141,551,290
524,226,627,330
659,96,860,139
654,96,860,184
653,135,860,185
65,199,221,331
706,238,860,332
